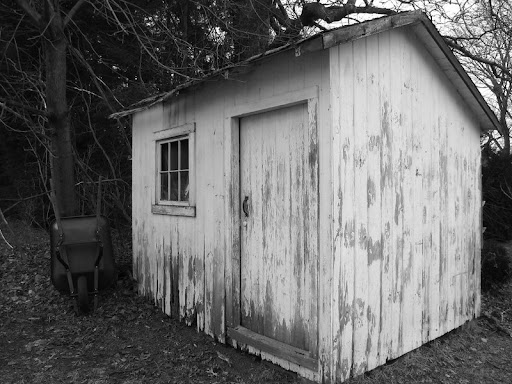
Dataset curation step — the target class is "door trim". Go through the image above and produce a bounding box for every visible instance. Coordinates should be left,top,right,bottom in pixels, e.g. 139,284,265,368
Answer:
224,87,319,368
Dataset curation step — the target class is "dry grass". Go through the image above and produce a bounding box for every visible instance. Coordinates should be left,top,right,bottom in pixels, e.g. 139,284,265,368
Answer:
1,220,512,384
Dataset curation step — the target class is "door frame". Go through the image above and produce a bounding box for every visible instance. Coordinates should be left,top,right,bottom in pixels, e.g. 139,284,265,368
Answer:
223,86,319,370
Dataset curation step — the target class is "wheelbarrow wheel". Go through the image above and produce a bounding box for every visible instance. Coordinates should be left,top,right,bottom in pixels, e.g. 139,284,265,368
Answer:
77,275,89,313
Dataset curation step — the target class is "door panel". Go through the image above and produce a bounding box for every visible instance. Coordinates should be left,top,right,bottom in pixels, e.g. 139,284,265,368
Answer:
239,103,317,352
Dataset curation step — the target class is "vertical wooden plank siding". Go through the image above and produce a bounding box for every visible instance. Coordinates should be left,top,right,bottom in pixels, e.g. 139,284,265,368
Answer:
420,50,434,344
307,96,320,360
317,53,333,383
410,35,424,353
389,29,404,360
461,126,469,321
131,26,483,384
377,30,393,366
438,77,450,337
352,37,370,376
225,117,241,329
429,70,442,340
399,31,415,355
330,27,482,381
238,102,317,352
132,49,328,383
132,105,163,302
452,105,462,330
413,48,432,343
475,136,482,317
331,41,356,383
365,34,383,371
213,96,226,340
239,110,265,338
329,43,342,384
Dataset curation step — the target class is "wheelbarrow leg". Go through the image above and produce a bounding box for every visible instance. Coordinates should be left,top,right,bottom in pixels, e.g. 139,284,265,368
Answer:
60,246,79,315
65,268,79,315
77,275,89,313
94,264,99,311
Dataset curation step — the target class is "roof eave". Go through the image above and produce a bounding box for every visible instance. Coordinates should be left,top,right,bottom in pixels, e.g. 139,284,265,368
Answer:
111,11,500,133
410,15,500,132
311,11,498,132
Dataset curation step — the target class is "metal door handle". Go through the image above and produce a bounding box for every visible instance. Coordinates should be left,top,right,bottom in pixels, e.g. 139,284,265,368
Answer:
243,196,250,217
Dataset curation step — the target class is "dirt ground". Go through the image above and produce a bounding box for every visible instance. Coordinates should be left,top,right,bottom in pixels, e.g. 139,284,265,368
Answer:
1,220,512,384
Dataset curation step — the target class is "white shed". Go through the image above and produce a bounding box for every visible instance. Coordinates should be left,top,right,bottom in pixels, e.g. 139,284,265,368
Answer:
114,11,499,383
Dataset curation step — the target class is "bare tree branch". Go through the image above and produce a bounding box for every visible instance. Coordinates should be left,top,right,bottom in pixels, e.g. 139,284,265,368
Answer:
68,46,124,111
63,0,87,27
0,96,47,116
15,0,42,27
300,2,396,27
0,191,49,203
444,36,512,81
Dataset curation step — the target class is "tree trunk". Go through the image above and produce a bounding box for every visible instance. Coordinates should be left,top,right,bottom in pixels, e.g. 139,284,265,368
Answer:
44,18,76,216
500,109,510,157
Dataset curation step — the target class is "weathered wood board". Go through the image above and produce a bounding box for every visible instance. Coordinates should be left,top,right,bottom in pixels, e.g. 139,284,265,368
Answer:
130,19,486,384
329,28,482,381
239,103,317,352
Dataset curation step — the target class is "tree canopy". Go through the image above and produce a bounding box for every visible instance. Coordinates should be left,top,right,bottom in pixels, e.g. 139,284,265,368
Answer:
1,0,511,226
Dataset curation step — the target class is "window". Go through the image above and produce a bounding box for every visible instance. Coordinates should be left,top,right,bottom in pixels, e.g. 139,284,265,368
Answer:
159,137,189,202
152,123,195,217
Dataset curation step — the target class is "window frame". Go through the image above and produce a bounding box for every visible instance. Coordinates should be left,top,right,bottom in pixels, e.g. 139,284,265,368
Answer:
152,123,196,217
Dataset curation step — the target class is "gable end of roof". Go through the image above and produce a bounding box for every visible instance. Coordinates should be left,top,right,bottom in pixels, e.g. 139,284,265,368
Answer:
111,10,499,132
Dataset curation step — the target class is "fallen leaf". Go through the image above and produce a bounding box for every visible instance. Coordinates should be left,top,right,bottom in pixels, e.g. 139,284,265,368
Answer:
216,351,232,366
25,339,49,352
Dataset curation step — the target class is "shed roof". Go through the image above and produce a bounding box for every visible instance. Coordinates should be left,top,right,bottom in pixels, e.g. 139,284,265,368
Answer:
111,11,499,132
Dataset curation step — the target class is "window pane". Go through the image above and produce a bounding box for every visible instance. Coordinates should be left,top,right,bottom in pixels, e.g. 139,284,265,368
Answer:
160,173,169,200
170,141,179,170
161,143,169,171
170,172,179,201
180,171,189,201
180,139,189,170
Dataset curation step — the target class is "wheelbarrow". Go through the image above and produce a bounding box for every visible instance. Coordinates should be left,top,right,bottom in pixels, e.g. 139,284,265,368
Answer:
49,179,116,314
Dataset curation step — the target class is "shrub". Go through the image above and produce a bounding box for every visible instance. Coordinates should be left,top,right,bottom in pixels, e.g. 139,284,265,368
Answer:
482,149,512,241
481,240,512,291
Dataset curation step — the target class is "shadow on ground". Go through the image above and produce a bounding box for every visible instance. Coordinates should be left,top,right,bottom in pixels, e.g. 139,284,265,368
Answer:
1,220,512,384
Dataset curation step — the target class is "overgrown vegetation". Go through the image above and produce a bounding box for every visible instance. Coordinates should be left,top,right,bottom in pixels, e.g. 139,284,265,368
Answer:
481,241,512,291
482,149,512,240
1,2,512,382
2,221,512,384
481,148,512,290
0,1,398,225
1,1,511,226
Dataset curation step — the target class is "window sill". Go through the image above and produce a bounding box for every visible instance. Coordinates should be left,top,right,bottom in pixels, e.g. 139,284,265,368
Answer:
151,204,196,217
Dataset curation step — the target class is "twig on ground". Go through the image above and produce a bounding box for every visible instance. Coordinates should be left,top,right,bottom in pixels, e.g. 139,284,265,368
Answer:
216,351,232,366
0,208,14,249
0,228,14,249
483,311,512,337
0,207,15,235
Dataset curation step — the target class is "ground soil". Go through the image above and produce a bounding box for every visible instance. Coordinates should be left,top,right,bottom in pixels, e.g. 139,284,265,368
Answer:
1,220,512,384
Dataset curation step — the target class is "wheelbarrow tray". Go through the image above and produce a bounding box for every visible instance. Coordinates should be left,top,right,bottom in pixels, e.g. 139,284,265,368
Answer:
50,215,116,293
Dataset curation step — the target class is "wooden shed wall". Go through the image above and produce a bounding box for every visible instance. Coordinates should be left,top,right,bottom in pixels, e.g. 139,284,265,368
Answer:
328,28,482,382
131,48,331,348
132,26,483,383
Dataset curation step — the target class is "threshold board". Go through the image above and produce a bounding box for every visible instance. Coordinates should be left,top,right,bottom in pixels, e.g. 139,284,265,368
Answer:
227,326,317,371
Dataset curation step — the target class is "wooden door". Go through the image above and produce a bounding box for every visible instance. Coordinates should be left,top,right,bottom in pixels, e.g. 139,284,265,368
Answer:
239,102,318,355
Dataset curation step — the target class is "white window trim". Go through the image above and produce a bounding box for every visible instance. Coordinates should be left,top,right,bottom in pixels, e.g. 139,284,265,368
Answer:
152,123,196,217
